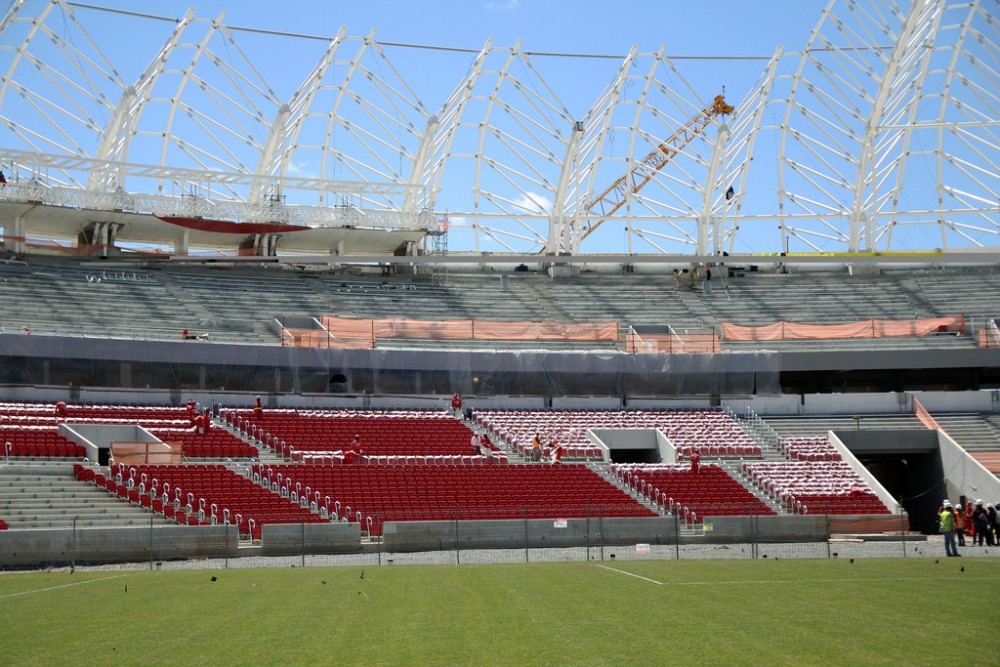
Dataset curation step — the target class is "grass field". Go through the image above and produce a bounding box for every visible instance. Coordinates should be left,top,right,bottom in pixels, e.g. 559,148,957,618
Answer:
2,558,999,666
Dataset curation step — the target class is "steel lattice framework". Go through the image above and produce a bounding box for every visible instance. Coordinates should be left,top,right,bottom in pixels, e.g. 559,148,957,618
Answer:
0,0,996,256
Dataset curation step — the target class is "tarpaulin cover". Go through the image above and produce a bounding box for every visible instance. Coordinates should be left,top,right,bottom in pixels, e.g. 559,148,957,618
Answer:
720,316,965,341
283,316,620,348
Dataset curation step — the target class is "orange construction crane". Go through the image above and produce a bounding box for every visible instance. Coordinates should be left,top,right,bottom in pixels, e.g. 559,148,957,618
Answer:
546,94,734,253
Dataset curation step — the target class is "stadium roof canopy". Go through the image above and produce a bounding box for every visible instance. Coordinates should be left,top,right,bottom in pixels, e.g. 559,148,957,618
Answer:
0,0,997,259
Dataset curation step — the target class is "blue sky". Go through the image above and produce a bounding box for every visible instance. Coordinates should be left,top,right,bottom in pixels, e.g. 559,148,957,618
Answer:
157,0,824,60
73,0,826,116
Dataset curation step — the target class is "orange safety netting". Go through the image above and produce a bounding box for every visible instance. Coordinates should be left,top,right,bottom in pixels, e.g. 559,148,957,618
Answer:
282,316,620,348
281,327,372,349
625,332,720,354
911,396,941,431
720,315,965,341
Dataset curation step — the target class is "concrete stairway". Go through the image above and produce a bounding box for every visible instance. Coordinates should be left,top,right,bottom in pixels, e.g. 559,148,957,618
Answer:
0,462,173,529
716,459,786,514
931,413,1000,452
585,461,665,516
761,414,927,438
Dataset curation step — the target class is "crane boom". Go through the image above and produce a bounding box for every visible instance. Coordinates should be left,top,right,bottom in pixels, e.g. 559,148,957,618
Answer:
547,94,733,253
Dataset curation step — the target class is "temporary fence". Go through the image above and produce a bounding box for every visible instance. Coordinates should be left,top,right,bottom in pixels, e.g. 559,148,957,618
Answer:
282,316,620,349
720,315,966,342
625,330,720,354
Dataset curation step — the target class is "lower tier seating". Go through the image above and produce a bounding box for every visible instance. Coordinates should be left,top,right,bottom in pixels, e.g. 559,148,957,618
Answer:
614,463,776,523
254,462,657,534
79,463,322,539
742,460,890,514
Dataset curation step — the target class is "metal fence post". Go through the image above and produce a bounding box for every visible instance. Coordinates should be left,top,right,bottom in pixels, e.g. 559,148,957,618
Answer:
825,506,832,559
599,508,605,562
148,515,154,570
674,513,680,561
524,507,529,563
900,504,907,558
454,504,460,565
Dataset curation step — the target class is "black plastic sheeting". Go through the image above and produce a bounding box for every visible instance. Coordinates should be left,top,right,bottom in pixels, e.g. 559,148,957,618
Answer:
0,334,781,397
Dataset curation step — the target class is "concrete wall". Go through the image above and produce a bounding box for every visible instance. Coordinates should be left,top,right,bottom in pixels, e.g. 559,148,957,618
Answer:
60,423,157,462
737,390,1000,416
381,513,907,552
938,430,1000,503
0,383,996,417
589,428,671,463
381,517,675,552
704,515,831,543
0,525,237,568
830,429,933,512
259,522,362,556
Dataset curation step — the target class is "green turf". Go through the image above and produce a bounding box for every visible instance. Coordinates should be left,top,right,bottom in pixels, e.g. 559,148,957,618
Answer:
1,558,998,666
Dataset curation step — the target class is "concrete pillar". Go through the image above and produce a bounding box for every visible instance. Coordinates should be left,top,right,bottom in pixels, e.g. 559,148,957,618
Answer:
10,214,26,254
176,230,190,256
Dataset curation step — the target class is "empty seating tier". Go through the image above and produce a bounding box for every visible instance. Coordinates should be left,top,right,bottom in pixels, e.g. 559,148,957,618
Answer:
255,463,657,534
0,401,255,460
83,463,322,539
614,463,775,523
474,408,760,460
778,436,842,462
742,461,890,515
224,408,480,459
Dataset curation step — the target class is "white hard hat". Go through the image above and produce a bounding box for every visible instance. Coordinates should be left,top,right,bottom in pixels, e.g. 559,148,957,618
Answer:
976,499,983,505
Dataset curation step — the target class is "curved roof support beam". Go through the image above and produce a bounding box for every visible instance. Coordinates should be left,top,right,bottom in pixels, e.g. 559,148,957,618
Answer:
545,120,584,253
884,3,947,250
554,46,637,255
249,102,290,205
88,8,196,191
403,114,439,212
613,46,666,257
0,0,51,110
471,40,522,253
424,40,493,213
697,122,730,256
723,45,783,254
929,2,978,251
158,12,227,192
256,27,347,204
778,1,835,255
569,46,652,255
318,29,377,201
848,0,936,252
